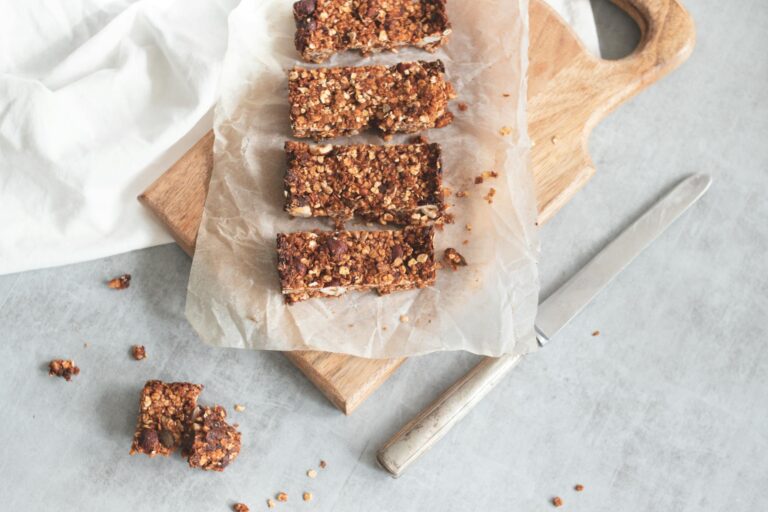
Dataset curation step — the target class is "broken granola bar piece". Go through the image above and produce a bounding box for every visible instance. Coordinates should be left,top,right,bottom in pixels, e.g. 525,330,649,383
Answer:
276,227,436,303
131,345,146,360
293,0,451,63
129,380,203,457
284,141,445,225
185,406,242,472
288,61,455,140
48,359,80,381
107,273,131,289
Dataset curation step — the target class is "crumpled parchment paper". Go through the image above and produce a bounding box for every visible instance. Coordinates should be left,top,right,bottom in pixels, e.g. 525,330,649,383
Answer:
186,0,540,358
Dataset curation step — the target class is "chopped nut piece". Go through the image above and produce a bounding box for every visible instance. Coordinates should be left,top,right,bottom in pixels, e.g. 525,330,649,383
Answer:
267,499,276,509
132,345,146,361
276,492,288,503
499,126,513,136
307,469,318,478
233,504,249,512
319,460,327,469
303,492,312,502
48,359,80,381
592,330,600,337
107,273,131,289
399,315,410,323
552,497,563,507
443,248,468,271
285,141,445,226
185,406,241,472
458,102,468,112
294,0,451,63
277,227,436,303
289,61,455,140
575,484,584,492
484,188,497,204
234,404,246,412
130,380,203,457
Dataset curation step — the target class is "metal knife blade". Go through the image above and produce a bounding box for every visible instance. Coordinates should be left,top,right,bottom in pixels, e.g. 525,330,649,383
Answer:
535,173,712,345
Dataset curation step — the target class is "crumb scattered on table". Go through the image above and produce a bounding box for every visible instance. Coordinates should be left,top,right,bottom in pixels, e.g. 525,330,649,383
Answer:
458,102,468,111
552,496,563,507
303,492,313,502
502,93,511,97
443,248,467,271
307,469,317,478
276,492,288,503
484,188,496,204
462,240,468,245
465,224,472,232
551,135,558,145
107,274,131,289
575,484,584,492
319,460,327,469
266,499,276,508
48,359,80,381
499,126,513,136
474,176,484,185
132,345,146,360
233,503,249,512
592,330,600,337
399,315,409,323
234,404,246,412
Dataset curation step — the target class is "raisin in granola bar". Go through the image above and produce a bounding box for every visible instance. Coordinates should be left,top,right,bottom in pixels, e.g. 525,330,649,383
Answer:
293,0,451,63
129,380,203,457
276,227,436,303
288,60,455,140
184,406,241,472
284,141,444,225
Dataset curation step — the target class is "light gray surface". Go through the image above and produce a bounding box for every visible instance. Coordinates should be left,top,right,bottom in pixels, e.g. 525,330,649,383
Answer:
2,1,767,510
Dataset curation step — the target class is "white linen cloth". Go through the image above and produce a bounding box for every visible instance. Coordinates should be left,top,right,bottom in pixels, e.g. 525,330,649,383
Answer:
0,0,598,275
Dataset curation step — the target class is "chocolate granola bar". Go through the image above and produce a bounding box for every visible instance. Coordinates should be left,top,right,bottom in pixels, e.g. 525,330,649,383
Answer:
293,0,451,63
129,380,203,457
184,406,241,472
288,60,455,140
284,141,444,225
276,226,436,303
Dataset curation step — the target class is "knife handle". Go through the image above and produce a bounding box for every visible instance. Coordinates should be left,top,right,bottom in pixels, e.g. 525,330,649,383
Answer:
377,354,523,477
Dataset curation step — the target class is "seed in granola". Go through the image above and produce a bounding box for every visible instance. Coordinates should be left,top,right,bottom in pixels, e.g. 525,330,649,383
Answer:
277,492,288,503
234,404,246,412
443,248,468,271
575,484,584,492
107,273,131,289
132,345,146,360
48,359,80,381
552,497,563,507
458,102,468,112
267,499,276,508
233,504,249,512
303,492,312,502
307,469,318,478
499,126,513,136
592,330,600,337
319,460,327,469
399,315,409,323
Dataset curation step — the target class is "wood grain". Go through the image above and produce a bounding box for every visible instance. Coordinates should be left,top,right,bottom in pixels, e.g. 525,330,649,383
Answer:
138,0,694,415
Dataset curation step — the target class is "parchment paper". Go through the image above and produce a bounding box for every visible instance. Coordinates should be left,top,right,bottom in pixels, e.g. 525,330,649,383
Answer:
186,0,540,358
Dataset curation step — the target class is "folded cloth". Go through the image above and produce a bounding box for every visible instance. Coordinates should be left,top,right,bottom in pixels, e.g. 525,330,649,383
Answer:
0,0,597,276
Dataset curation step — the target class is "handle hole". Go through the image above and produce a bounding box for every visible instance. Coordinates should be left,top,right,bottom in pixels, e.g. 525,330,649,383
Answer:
590,0,642,60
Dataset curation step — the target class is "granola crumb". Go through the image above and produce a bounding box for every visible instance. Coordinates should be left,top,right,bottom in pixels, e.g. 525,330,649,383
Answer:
276,492,288,503
48,359,80,381
399,315,410,323
462,240,469,245
575,484,584,492
552,496,563,507
303,492,312,502
443,248,468,271
233,503,249,512
484,188,496,204
592,330,600,337
482,170,499,179
307,469,318,478
107,273,131,290
319,460,327,469
502,93,511,97
474,176,483,185
551,135,558,145
465,224,472,232
267,499,276,508
234,404,246,412
499,126,513,136
458,102,468,112
83,342,89,348
456,190,468,198
131,345,146,361
442,187,453,198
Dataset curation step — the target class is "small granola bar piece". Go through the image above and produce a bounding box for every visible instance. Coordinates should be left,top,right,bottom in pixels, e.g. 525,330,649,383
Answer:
276,227,436,303
130,380,203,457
131,345,146,360
443,247,467,270
48,359,80,381
185,406,242,472
293,0,451,63
284,141,444,225
289,61,455,140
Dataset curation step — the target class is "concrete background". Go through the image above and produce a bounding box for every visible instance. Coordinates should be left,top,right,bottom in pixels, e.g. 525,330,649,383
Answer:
1,1,766,510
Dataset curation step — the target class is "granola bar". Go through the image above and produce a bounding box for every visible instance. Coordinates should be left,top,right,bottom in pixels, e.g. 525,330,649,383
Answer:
293,0,451,63
277,226,436,303
288,60,455,140
129,380,203,457
184,406,242,472
284,141,444,225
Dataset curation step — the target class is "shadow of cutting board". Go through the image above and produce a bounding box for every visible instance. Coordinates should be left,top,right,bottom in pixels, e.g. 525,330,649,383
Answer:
139,0,694,414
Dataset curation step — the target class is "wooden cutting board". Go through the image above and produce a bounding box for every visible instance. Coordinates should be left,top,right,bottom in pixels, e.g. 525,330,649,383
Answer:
139,0,694,414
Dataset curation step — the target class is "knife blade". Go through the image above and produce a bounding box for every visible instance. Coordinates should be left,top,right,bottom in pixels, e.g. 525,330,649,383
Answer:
377,174,712,477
